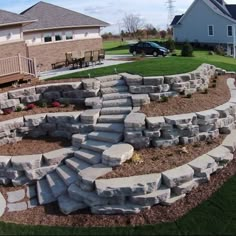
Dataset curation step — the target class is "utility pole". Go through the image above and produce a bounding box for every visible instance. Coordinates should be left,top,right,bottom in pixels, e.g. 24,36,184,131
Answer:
166,0,175,27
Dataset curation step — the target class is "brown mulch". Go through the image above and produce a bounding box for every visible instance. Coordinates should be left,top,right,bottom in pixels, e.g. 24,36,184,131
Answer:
0,137,71,156
0,156,235,228
103,135,226,179
141,75,231,116
0,78,86,93
0,105,85,122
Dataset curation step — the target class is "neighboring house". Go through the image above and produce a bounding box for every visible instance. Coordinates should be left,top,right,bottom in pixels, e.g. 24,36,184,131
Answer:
0,1,109,72
171,0,236,56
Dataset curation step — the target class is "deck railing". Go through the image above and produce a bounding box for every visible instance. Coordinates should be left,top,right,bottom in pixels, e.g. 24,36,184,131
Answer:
0,54,37,78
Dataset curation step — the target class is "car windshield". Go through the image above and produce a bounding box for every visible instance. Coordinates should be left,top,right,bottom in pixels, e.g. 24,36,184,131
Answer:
149,42,161,48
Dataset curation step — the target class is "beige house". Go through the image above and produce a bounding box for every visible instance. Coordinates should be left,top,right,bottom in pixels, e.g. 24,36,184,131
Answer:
0,1,109,72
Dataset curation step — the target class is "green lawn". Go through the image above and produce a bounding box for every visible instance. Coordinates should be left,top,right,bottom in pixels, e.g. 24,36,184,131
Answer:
0,174,235,235
49,52,236,80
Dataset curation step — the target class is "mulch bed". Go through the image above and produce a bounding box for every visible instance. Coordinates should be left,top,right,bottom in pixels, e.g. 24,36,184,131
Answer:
0,137,71,156
141,75,231,116
0,156,235,228
0,104,85,122
103,135,226,179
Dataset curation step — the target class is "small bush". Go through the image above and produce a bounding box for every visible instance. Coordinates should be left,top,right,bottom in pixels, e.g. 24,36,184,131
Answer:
15,106,23,112
186,93,192,98
212,84,216,88
36,100,47,108
160,96,169,102
27,103,36,110
52,101,61,108
203,88,208,94
62,100,70,107
166,38,175,52
181,42,193,57
214,45,225,56
3,108,13,115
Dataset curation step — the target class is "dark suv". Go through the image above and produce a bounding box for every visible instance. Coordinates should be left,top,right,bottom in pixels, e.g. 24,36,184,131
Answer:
129,41,169,57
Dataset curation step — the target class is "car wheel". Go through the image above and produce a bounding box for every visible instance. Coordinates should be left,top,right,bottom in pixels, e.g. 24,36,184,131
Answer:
153,51,158,57
132,51,137,56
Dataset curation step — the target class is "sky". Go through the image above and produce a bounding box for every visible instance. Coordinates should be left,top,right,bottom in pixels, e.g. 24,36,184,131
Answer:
1,0,236,34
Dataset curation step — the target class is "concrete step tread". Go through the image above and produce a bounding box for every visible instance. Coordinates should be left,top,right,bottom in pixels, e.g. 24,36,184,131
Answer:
65,157,91,172
101,107,133,115
80,140,114,153
102,98,132,108
74,149,102,165
94,123,124,133
98,114,127,123
101,86,129,95
103,92,132,101
37,178,56,205
56,165,78,186
100,79,126,88
46,171,67,198
88,131,123,144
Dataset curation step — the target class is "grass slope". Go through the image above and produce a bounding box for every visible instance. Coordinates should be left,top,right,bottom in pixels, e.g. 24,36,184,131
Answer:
0,175,235,235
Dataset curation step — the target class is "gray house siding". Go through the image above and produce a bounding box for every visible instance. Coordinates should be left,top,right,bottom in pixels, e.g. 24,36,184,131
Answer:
173,0,235,45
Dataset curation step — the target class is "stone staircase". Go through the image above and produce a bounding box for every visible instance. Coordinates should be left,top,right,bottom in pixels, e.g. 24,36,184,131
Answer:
35,75,136,214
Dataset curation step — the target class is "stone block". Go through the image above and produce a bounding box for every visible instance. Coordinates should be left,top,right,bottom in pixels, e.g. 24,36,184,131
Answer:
26,185,37,199
82,78,100,90
85,97,103,109
130,85,160,94
11,154,42,171
0,99,20,109
0,156,11,169
0,92,8,101
120,73,143,85
222,129,236,152
152,137,179,148
0,177,10,185
124,113,146,129
7,189,25,203
25,165,57,180
164,113,196,125
47,112,81,124
143,76,164,86
162,165,194,188
144,130,161,138
8,87,36,99
207,146,233,162
172,82,190,92
43,147,76,166
173,180,198,195
219,123,235,134
149,91,178,101
196,109,220,120
6,168,24,180
179,136,200,145
131,94,150,106
146,117,166,129
24,114,47,127
125,136,150,149
0,192,6,217
21,94,42,103
7,202,27,212
80,109,100,124
43,91,61,101
95,173,162,197
27,198,38,209
164,75,182,85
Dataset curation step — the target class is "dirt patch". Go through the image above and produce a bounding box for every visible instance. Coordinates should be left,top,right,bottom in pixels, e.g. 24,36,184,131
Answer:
0,104,85,122
0,137,71,156
0,155,235,228
103,135,226,179
141,75,231,116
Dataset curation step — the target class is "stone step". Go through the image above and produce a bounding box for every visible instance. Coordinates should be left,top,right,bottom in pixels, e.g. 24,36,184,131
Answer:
65,157,91,172
101,107,133,115
78,164,112,192
56,165,79,186
46,171,67,198
98,114,127,123
88,131,123,144
80,140,113,153
94,123,124,133
101,86,129,95
37,178,56,205
74,149,102,165
100,79,126,88
102,98,132,108
103,92,132,101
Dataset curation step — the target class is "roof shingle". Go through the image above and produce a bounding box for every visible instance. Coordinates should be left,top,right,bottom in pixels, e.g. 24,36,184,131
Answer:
21,1,109,32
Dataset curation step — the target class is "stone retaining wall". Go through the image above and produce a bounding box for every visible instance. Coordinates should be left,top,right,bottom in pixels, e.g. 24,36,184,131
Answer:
73,132,235,214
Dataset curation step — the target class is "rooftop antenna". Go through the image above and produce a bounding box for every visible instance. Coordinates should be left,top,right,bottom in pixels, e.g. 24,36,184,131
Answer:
166,0,175,28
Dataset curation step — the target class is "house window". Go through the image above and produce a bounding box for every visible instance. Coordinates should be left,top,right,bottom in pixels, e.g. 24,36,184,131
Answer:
208,25,214,36
228,25,233,37
55,32,62,41
65,31,73,40
44,33,52,42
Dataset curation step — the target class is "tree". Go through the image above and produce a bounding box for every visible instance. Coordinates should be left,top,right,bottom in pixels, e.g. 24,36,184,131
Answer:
160,30,167,39
122,14,144,38
144,24,157,39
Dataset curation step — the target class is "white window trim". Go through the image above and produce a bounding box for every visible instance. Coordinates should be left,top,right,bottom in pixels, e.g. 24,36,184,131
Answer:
208,25,214,37
227,25,233,37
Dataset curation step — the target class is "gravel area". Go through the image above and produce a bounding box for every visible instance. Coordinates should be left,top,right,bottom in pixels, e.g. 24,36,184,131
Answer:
141,75,231,116
0,137,71,156
0,155,235,228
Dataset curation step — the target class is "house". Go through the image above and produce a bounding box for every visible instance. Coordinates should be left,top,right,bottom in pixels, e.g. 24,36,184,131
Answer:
0,1,109,72
171,0,236,56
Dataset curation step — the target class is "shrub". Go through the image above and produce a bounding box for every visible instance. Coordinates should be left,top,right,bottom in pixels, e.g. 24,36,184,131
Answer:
36,100,47,108
160,96,169,102
15,106,23,112
181,42,193,57
166,38,175,52
52,101,61,108
212,84,216,88
27,103,36,110
2,108,13,115
203,88,208,94
62,100,70,108
186,93,192,98
214,45,225,56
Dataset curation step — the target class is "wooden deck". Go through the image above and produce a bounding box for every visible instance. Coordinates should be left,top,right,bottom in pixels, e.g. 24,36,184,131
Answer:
0,73,37,85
